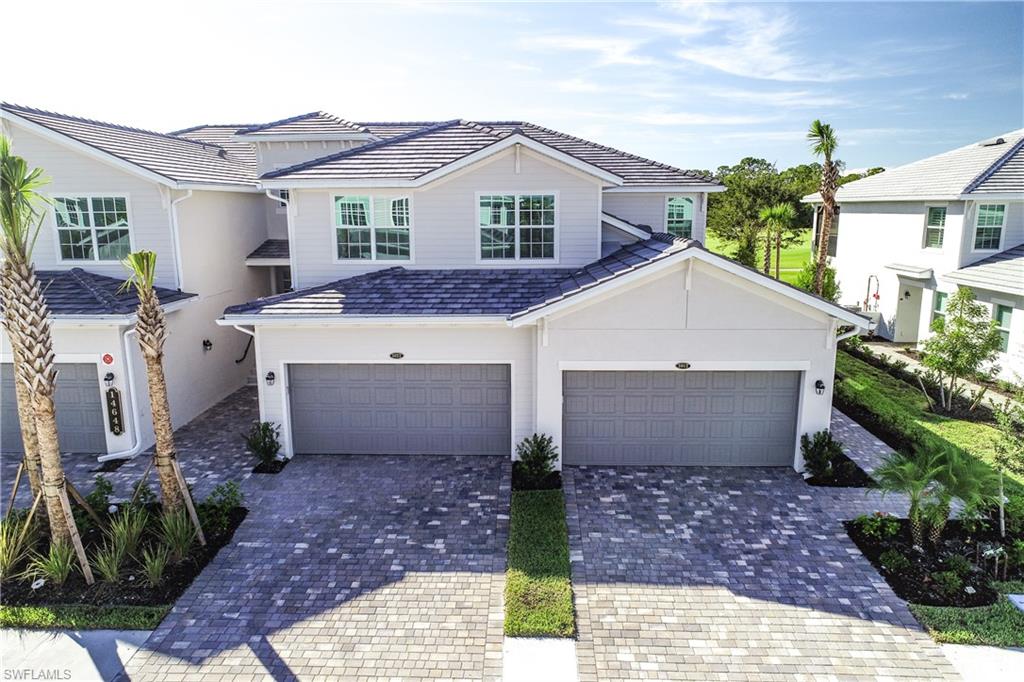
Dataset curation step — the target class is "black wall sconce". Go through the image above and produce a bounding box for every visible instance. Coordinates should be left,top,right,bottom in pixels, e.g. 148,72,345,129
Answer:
815,379,827,395
103,372,115,387
202,339,213,352
903,290,911,300
389,352,404,360
265,371,276,386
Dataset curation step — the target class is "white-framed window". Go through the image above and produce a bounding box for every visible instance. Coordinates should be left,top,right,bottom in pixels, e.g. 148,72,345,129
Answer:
973,203,1005,251
333,195,411,261
994,303,1013,353
666,197,693,238
931,290,949,327
478,193,556,261
923,206,946,249
53,196,132,261
276,189,290,214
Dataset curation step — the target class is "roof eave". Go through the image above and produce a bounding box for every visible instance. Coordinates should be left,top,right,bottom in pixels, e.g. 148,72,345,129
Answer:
235,132,379,143
604,184,725,193
217,314,510,326
601,212,650,239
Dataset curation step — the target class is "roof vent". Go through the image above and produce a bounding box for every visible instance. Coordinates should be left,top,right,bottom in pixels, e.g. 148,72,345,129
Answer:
980,137,1006,147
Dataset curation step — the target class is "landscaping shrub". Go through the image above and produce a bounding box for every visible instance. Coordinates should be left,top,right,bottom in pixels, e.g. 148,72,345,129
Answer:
1008,540,1024,569
75,475,115,533
854,512,900,541
879,549,911,573
243,421,285,472
945,554,973,577
28,542,77,586
159,511,195,563
931,570,963,598
131,480,157,508
198,481,243,536
140,544,170,587
801,430,843,479
0,510,38,580
108,507,148,557
513,434,560,490
92,541,125,583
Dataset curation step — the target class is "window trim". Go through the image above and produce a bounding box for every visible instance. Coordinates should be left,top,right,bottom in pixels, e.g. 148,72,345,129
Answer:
930,290,949,328
329,193,416,264
663,195,695,239
474,190,560,265
51,193,135,264
971,202,1006,253
922,204,947,250
993,300,1013,354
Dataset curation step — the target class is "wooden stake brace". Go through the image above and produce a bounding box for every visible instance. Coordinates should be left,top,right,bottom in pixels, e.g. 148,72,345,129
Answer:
57,485,94,585
65,479,104,527
172,459,206,546
6,461,24,518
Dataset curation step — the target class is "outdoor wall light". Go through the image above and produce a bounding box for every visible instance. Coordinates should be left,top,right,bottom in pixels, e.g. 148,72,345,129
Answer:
265,371,276,386
903,290,911,300
389,352,405,360
815,379,827,395
103,372,115,387
202,339,213,352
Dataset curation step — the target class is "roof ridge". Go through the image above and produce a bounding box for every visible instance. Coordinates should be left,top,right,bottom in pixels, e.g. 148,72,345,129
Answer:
519,122,715,183
169,123,257,136
66,267,128,314
262,119,463,179
237,111,321,134
963,135,1024,194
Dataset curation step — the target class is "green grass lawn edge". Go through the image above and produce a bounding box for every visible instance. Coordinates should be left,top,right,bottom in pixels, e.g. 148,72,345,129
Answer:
504,489,575,638
0,604,170,630
910,582,1024,647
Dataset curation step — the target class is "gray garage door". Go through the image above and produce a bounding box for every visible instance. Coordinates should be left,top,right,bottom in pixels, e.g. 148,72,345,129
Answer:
288,364,511,455
563,370,800,466
1,363,106,454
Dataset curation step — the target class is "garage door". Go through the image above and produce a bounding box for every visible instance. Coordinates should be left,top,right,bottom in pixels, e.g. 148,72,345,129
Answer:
288,364,511,455
563,370,800,466
1,363,106,454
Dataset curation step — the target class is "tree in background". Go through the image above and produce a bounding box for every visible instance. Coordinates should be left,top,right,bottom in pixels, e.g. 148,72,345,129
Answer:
807,120,839,296
759,203,797,278
794,260,840,301
707,158,791,268
994,388,1024,537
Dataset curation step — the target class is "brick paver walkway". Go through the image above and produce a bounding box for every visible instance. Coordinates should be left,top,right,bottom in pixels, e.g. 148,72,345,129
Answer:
831,407,894,475
123,454,510,682
565,466,959,681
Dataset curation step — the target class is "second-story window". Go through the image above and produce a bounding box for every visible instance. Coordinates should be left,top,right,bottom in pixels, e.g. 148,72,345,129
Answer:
973,204,1005,251
479,193,556,260
334,195,411,261
666,197,693,238
53,196,132,261
923,206,946,248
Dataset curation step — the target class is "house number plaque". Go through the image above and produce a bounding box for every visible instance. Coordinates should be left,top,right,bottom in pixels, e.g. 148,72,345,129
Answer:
106,388,124,436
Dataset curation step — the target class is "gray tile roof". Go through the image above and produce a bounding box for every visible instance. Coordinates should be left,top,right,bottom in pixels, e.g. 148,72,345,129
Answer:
1,103,256,187
237,112,368,136
944,243,1024,295
0,268,196,316
808,129,1024,202
169,124,258,167
246,239,290,260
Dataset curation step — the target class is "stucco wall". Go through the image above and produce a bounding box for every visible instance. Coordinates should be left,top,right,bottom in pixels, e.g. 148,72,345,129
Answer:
602,192,707,242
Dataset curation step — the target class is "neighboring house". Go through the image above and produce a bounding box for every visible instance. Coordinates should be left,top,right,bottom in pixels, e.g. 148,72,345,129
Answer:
805,130,1024,382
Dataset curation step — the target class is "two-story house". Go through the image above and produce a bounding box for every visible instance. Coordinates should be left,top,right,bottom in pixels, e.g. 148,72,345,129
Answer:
806,131,1024,382
204,112,869,469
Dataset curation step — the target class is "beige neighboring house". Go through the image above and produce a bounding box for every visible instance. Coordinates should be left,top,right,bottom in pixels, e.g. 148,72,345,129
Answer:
3,106,871,471
806,130,1024,382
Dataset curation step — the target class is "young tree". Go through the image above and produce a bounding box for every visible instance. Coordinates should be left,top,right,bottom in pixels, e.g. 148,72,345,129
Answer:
921,288,1003,412
807,120,839,296
994,389,1024,536
758,203,797,278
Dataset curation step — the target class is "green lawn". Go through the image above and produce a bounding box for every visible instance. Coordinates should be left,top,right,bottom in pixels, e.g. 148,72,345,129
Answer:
911,582,1024,646
0,604,170,630
704,230,811,286
504,489,575,637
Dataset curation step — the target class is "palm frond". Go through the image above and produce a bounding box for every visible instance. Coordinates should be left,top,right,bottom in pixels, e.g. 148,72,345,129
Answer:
806,120,838,159
119,251,159,294
0,135,50,262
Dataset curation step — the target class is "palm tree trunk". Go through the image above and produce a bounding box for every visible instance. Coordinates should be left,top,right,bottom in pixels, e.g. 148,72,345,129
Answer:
763,230,771,274
928,500,950,545
999,471,1006,537
142,353,184,513
775,230,782,280
814,203,833,295
909,500,924,548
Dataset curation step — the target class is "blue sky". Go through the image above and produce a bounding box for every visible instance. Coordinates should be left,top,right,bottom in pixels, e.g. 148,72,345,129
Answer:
6,1,1021,172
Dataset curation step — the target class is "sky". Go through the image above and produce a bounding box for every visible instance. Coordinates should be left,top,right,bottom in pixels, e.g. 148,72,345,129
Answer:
4,1,1021,172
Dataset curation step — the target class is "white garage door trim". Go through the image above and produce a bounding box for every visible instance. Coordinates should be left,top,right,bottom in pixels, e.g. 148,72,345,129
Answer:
277,360,519,457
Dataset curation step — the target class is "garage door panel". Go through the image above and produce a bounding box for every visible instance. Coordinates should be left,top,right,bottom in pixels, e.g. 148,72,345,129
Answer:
562,370,798,466
2,363,106,454
289,364,510,455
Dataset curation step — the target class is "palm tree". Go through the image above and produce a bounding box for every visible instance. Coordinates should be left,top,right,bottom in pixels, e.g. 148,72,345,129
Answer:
0,137,92,581
874,450,944,548
926,448,997,544
120,251,203,542
758,203,797,279
807,120,838,296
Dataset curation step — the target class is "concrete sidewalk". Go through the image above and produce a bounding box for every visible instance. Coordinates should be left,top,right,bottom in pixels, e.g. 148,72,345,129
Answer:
1,629,150,682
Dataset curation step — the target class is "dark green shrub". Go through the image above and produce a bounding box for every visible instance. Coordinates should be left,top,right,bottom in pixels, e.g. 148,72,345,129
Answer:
513,434,559,490
944,554,973,577
130,480,157,508
1005,495,1024,537
28,542,77,585
86,476,114,511
854,512,901,541
160,511,195,563
879,549,911,573
198,481,243,536
1008,539,1024,569
801,430,844,479
242,421,281,465
931,570,963,597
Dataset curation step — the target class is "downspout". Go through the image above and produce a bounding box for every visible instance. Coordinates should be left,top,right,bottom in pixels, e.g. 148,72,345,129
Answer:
169,190,193,291
97,327,145,462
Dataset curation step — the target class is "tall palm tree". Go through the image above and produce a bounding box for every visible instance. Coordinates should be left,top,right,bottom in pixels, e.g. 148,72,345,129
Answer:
874,450,944,548
0,135,72,541
807,120,838,296
758,203,796,279
120,251,190,518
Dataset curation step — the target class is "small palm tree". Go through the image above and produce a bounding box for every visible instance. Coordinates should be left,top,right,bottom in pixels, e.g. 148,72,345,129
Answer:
807,120,839,296
120,251,187,514
874,449,944,548
758,203,797,279
926,448,998,544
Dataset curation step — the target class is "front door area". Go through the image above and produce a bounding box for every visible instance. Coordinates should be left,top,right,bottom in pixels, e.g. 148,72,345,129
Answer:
893,284,924,343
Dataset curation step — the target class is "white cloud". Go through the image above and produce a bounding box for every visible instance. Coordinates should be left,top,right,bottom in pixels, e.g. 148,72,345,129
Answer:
700,87,853,109
519,35,655,66
943,92,970,100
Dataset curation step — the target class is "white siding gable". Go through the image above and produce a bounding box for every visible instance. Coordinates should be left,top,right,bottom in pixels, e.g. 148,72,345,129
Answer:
602,192,707,242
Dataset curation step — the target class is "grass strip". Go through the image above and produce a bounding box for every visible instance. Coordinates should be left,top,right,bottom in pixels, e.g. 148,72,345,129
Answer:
0,604,170,630
911,582,1024,647
505,489,575,637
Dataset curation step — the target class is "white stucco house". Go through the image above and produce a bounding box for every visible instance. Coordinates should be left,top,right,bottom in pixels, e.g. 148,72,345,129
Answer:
806,130,1024,382
1,106,870,470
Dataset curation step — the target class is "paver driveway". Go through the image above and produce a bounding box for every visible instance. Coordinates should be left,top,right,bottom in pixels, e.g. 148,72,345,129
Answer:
125,455,510,682
565,466,959,682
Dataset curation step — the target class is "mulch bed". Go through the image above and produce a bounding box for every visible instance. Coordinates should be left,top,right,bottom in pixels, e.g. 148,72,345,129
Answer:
1,507,247,608
511,468,562,491
845,518,1005,607
805,452,876,488
252,458,288,474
